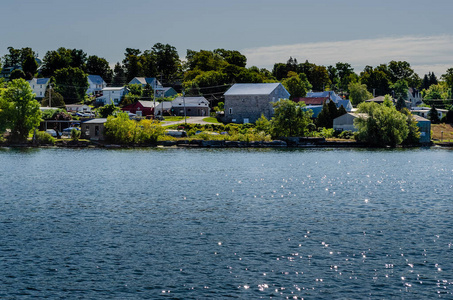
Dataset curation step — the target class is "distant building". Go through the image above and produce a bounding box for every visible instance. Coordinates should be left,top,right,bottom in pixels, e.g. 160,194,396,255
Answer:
96,87,129,106
121,101,156,117
28,78,50,99
155,87,178,98
333,113,367,132
295,91,353,112
86,75,107,97
412,115,431,144
82,118,107,141
223,83,290,123
411,107,447,120
129,77,162,88
171,96,210,117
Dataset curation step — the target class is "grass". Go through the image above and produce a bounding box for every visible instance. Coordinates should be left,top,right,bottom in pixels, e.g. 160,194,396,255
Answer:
431,123,453,141
202,117,220,123
163,116,185,122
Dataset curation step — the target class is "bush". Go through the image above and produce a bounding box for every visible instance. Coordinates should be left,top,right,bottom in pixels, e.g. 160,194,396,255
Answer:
71,128,81,141
338,130,354,139
35,131,55,145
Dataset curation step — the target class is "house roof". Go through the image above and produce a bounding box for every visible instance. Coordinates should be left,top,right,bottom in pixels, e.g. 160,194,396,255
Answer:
82,118,108,124
36,78,50,85
172,96,209,106
130,77,161,86
296,97,328,105
224,83,283,96
137,101,156,108
307,91,343,102
301,105,323,118
88,75,105,84
336,99,352,109
412,115,430,122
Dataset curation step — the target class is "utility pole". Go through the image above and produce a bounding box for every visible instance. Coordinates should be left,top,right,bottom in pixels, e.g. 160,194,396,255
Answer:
49,83,52,107
183,90,186,124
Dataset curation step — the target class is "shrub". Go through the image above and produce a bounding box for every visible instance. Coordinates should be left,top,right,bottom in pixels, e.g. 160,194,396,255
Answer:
35,131,55,145
71,128,81,141
338,130,354,139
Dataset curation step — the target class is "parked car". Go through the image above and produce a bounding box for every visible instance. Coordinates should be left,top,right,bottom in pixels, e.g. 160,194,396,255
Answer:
62,127,81,137
45,129,62,137
165,130,187,138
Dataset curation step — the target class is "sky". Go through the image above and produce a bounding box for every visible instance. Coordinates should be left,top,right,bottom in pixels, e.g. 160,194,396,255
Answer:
2,0,453,76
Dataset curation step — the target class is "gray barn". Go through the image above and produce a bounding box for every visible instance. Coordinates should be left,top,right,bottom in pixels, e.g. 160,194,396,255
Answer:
223,83,290,123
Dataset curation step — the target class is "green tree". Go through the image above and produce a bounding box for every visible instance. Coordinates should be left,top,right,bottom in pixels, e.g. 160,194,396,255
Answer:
9,69,26,80
86,55,113,84
97,103,120,118
316,101,331,128
53,67,89,103
41,47,87,77
270,99,313,137
112,63,126,86
428,106,440,124
282,73,312,99
354,102,409,147
122,48,143,82
41,88,65,107
348,82,373,106
152,43,181,84
383,94,393,107
22,53,38,80
387,60,415,83
0,79,41,142
400,109,421,145
255,114,271,133
360,66,391,96
391,79,409,101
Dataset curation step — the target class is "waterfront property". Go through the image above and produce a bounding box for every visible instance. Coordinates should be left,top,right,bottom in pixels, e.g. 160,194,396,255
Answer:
223,83,290,123
333,112,367,132
413,115,431,143
82,118,107,140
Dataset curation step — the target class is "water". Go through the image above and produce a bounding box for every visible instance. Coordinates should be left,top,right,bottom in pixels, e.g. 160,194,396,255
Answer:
0,147,452,299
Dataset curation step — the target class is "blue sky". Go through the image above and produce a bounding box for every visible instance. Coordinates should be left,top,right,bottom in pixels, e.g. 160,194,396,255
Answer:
2,0,453,75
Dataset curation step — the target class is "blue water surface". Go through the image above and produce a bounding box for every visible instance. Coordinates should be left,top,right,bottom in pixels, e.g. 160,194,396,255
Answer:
0,147,452,299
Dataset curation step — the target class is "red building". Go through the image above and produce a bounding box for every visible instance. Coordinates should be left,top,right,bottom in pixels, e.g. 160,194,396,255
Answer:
121,101,155,117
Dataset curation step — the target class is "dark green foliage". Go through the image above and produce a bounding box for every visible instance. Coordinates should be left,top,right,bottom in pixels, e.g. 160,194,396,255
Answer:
338,130,354,139
316,102,331,128
22,53,38,80
35,131,55,145
337,105,347,116
41,88,65,107
270,99,313,137
112,63,126,87
428,106,440,124
395,97,407,111
355,102,410,147
9,69,26,80
53,67,89,103
401,109,421,145
41,47,87,77
71,128,81,141
98,104,120,118
86,55,113,84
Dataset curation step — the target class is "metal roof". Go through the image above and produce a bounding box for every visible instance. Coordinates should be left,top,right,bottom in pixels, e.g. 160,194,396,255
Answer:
224,83,283,96
88,75,105,84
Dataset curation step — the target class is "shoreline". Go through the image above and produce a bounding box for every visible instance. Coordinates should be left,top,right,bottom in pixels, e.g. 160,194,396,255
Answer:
0,138,438,149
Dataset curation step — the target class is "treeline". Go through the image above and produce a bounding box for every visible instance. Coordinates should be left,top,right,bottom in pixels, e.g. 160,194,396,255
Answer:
1,45,453,105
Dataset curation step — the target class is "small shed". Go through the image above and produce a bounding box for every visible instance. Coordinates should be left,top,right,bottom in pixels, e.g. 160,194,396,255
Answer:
82,118,107,141
412,115,431,144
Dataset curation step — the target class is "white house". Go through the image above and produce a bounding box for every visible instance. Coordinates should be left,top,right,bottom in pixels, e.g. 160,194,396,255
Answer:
86,75,107,96
28,78,50,98
96,87,129,106
171,96,210,116
411,107,448,120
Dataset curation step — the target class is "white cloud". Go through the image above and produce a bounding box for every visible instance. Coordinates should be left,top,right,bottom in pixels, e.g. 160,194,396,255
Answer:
242,35,453,76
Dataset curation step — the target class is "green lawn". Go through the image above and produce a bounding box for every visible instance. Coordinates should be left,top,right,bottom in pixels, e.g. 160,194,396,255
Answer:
163,116,186,122
202,117,220,123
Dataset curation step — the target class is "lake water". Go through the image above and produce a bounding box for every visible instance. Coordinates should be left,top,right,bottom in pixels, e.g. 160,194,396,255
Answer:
0,147,452,299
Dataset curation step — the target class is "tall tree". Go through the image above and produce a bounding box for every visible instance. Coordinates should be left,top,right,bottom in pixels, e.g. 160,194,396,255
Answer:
22,53,39,80
282,73,312,99
348,82,373,105
86,55,113,84
152,43,181,84
270,99,312,137
0,79,41,142
122,48,143,82
112,63,126,87
360,66,391,96
387,60,415,83
53,67,89,104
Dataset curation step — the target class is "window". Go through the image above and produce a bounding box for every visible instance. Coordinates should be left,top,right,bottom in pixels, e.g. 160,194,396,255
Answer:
229,108,233,114
95,126,99,136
